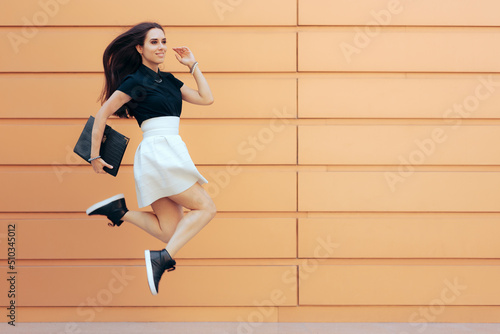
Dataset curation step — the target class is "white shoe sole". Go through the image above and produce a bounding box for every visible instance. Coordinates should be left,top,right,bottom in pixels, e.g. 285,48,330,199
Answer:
86,194,124,215
145,250,158,296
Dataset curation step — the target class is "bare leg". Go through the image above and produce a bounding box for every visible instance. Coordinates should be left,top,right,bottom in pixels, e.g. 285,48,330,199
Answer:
121,197,184,243
117,182,215,256
123,183,215,296
164,182,216,257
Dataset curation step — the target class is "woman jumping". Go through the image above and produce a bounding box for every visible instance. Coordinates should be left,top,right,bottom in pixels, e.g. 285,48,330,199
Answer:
85,22,216,296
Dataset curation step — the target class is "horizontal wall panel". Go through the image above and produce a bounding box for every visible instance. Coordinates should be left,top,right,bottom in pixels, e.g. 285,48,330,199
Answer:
0,0,297,26
0,122,297,165
1,27,296,72
299,0,500,26
183,124,297,165
298,216,500,258
0,74,297,119
299,29,500,72
279,305,500,323
0,218,296,259
298,74,500,119
176,218,297,259
299,265,500,305
0,265,297,307
0,123,138,166
183,75,297,119
16,306,281,323
298,171,500,212
0,73,101,118
0,167,296,212
298,125,500,165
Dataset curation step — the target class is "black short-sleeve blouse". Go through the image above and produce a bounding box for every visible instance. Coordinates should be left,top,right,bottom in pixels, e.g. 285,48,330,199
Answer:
116,64,184,127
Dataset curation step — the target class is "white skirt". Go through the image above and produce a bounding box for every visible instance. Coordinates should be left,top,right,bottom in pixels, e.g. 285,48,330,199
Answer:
134,116,208,208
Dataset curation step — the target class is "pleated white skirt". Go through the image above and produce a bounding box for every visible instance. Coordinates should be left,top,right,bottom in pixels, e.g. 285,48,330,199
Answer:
134,116,208,208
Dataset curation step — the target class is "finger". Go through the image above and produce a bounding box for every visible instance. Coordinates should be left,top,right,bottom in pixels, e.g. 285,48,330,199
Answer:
100,159,114,169
173,47,189,54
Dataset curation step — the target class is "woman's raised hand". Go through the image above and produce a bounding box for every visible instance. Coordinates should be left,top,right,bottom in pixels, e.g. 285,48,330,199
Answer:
172,46,196,68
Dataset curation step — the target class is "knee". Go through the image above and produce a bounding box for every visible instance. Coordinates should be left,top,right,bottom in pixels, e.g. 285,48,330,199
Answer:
159,230,173,244
204,199,217,221
160,235,170,244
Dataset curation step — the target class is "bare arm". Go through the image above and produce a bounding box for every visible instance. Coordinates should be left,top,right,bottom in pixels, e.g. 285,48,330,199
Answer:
172,46,214,105
90,90,132,174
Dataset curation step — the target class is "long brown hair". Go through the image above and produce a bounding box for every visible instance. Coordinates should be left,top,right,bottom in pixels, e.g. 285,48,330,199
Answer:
99,22,164,118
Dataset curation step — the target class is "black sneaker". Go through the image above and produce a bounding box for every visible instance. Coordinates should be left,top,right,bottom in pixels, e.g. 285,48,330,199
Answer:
86,194,128,227
145,249,176,295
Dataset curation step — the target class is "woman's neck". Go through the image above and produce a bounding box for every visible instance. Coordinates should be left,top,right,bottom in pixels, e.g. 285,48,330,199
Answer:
142,61,159,73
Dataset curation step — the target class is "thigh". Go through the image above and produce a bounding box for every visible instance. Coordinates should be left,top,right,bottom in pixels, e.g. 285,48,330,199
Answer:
151,196,184,228
168,182,214,211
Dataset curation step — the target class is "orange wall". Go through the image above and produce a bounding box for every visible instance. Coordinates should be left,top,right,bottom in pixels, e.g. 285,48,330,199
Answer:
1,0,500,324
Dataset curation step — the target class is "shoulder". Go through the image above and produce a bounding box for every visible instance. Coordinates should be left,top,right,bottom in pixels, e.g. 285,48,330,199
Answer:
117,70,145,97
118,75,136,87
121,69,143,85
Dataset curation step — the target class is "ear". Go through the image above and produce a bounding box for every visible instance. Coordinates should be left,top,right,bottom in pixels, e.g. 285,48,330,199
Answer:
136,44,143,55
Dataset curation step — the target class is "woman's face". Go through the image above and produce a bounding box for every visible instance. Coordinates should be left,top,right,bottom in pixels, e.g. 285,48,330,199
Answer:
137,28,167,67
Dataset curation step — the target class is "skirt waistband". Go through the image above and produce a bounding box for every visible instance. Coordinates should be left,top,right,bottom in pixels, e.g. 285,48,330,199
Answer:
141,116,179,138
